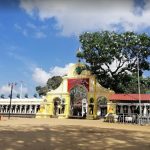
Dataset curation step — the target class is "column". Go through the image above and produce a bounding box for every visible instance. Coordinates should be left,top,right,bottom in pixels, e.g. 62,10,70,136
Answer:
28,105,31,114
34,105,37,114
6,106,8,113
120,105,123,114
16,105,18,113
14,105,17,114
143,105,148,116
19,105,22,114
128,105,131,116
24,105,27,114
29,105,32,114
26,105,28,114
2,105,5,113
1,105,3,113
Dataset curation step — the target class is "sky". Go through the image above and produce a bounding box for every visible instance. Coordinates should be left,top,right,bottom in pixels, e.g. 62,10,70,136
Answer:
0,0,150,97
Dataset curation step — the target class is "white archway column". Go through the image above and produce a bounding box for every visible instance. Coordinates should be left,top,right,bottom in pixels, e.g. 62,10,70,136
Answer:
128,105,131,115
30,105,32,113
14,105,17,114
1,105,3,113
34,105,37,114
6,106,8,113
24,105,27,114
19,105,22,114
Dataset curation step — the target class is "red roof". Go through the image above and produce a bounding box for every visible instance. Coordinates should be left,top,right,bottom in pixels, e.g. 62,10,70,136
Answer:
110,94,150,101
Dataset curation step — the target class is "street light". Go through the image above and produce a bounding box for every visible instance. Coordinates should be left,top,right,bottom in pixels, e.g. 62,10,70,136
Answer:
8,82,17,119
137,53,142,124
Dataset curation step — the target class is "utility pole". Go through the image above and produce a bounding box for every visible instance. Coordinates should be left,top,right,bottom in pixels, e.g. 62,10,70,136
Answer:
137,54,142,124
8,82,17,119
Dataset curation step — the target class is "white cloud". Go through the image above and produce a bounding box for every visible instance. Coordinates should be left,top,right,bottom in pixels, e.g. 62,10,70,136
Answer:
102,58,132,76
20,0,150,36
14,22,47,38
14,23,28,37
34,31,47,38
32,63,74,85
26,22,37,29
32,67,50,86
0,85,11,95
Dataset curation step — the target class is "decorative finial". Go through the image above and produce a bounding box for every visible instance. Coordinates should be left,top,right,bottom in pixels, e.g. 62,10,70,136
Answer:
76,47,82,63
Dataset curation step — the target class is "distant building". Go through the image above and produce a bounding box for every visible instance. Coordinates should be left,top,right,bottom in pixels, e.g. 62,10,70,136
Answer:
0,98,42,115
109,94,150,116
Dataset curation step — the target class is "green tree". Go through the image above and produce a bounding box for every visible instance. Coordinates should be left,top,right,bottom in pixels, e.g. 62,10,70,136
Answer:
47,76,63,90
35,76,63,96
36,86,48,96
79,31,150,93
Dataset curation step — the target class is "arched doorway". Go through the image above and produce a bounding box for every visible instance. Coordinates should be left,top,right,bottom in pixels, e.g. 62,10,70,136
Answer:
97,96,107,118
70,85,88,117
53,97,61,116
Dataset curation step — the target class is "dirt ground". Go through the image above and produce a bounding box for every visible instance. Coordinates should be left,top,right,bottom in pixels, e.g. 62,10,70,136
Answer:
0,117,150,150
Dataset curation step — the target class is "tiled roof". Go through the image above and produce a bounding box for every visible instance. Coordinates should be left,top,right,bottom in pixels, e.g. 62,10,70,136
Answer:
110,94,150,101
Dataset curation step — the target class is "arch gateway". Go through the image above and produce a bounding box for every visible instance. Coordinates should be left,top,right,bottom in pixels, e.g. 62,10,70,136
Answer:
36,63,114,119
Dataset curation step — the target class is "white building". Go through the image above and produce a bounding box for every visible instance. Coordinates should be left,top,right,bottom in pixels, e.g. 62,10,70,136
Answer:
0,98,42,115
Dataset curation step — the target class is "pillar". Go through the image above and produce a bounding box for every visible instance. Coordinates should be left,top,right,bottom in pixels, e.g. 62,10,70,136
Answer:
64,94,70,118
28,105,30,113
6,106,8,113
107,102,116,114
120,105,123,114
24,105,27,114
34,105,37,114
19,105,22,114
127,105,131,116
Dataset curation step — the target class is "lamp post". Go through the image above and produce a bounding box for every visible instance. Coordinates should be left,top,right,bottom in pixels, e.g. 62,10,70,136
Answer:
137,53,142,124
8,82,17,119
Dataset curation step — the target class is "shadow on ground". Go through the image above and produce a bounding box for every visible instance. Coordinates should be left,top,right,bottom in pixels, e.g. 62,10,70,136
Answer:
0,125,150,150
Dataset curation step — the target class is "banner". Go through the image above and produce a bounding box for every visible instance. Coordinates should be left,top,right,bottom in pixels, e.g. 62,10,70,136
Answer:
68,78,89,92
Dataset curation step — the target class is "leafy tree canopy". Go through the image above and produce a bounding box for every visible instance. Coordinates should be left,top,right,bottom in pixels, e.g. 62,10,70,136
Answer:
47,76,63,90
36,86,48,96
78,31,150,93
36,76,63,96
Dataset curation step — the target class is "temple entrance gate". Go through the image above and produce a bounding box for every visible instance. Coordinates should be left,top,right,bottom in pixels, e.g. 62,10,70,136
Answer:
70,85,88,117
36,63,114,119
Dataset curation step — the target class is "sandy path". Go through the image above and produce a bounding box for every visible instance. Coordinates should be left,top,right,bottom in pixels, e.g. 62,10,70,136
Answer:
0,118,150,150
